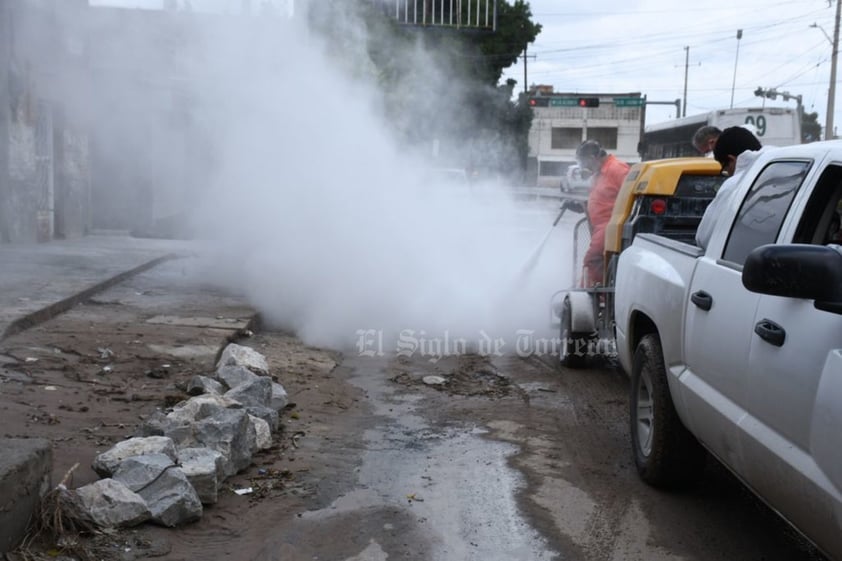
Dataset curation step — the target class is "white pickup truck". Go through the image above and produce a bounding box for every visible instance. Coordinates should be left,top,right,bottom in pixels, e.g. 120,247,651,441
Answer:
614,141,842,558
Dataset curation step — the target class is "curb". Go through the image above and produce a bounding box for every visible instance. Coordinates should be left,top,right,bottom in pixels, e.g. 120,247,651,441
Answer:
0,438,52,554
0,254,179,342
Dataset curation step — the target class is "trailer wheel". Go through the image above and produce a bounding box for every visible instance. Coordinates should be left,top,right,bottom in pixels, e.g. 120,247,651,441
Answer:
559,296,590,369
630,334,706,488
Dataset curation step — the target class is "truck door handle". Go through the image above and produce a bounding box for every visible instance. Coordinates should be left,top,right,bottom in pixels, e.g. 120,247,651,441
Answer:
691,290,713,311
754,319,786,347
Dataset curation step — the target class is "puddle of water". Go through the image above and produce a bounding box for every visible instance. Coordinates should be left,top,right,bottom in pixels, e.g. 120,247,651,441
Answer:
308,357,561,561
346,540,389,561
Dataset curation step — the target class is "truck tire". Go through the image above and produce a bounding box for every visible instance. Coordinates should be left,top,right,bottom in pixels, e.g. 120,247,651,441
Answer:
559,297,589,369
630,334,706,488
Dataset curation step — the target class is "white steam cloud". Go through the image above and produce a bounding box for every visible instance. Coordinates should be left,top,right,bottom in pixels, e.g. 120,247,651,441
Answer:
85,1,573,352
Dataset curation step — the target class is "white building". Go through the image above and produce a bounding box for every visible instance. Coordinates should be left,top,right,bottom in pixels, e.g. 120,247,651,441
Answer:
527,88,645,187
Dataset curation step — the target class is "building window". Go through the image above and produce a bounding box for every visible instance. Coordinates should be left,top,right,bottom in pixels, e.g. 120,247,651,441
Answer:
586,127,618,149
551,128,582,149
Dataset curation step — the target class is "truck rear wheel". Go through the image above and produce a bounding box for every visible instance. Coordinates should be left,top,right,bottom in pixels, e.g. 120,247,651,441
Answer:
559,297,589,369
630,334,706,488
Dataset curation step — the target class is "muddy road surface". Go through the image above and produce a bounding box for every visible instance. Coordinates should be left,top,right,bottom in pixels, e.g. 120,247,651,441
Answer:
241,350,825,561
0,246,827,560
1,256,826,560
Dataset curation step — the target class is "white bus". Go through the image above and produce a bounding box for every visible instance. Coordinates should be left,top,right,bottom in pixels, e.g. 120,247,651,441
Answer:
641,107,802,160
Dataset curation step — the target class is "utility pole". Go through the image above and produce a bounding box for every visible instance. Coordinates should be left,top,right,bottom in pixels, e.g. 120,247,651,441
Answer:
682,46,689,117
520,43,536,95
829,0,841,139
730,29,743,109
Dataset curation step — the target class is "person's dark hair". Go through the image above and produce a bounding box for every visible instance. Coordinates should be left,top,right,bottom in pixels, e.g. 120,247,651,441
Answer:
576,140,607,159
712,126,761,168
692,125,721,152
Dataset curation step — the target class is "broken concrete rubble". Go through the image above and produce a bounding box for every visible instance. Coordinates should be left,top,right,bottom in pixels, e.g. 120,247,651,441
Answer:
168,394,242,425
178,447,225,505
216,343,269,376
216,364,259,389
136,412,195,447
249,415,272,451
71,479,150,529
111,453,175,492
245,405,279,432
112,455,202,527
186,375,224,396
193,407,256,477
271,381,289,411
224,376,272,409
74,343,289,532
92,436,178,478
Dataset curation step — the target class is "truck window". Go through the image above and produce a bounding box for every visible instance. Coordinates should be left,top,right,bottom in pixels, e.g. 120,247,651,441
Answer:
722,161,810,266
792,165,842,245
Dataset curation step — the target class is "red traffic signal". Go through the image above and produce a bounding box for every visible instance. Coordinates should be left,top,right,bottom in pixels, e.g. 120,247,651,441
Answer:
529,97,549,107
578,97,599,107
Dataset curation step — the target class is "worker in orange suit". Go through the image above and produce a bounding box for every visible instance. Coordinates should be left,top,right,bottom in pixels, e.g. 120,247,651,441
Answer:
575,140,630,287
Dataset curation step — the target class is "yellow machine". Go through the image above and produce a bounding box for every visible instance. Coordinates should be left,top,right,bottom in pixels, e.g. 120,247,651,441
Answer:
602,157,725,284
553,157,726,368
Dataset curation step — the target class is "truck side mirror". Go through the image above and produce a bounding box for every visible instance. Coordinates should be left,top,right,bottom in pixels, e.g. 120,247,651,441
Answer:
742,244,842,311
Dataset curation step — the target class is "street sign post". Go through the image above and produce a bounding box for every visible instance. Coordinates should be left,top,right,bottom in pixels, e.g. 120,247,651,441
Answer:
613,97,645,107
550,98,580,107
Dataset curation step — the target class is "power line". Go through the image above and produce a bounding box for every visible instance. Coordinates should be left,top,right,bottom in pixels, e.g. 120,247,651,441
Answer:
531,0,807,18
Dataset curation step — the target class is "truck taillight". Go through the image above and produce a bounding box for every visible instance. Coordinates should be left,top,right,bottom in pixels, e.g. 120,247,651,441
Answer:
650,199,667,215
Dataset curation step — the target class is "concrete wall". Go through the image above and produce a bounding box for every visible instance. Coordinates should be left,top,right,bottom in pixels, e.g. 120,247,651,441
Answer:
55,124,91,238
0,1,11,243
6,85,42,243
0,0,92,244
51,1,93,239
0,438,52,554
1,2,289,241
3,1,57,243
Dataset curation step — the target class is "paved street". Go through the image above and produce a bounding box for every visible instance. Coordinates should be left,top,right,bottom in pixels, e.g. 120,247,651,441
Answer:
0,224,828,561
0,235,193,340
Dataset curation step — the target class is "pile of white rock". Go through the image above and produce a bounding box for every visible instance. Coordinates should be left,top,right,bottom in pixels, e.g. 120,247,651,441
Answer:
67,343,289,528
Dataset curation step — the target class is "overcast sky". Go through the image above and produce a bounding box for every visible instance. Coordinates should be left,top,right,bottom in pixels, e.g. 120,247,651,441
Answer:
502,0,841,131
91,1,841,133
89,0,290,13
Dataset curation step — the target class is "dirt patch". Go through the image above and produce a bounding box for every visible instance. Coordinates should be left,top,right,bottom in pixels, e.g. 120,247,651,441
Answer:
4,325,355,561
389,352,524,399
0,262,364,561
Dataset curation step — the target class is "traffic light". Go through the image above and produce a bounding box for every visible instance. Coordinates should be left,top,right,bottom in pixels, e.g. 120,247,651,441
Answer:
578,97,599,108
529,97,550,107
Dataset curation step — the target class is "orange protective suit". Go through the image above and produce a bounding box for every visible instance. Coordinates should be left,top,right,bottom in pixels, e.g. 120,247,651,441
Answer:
583,154,630,287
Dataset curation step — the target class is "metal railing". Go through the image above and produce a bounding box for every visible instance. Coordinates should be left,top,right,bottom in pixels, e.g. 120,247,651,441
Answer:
383,0,497,30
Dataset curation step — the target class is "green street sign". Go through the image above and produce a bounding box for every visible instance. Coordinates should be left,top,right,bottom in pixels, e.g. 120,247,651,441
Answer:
550,98,580,107
614,97,645,107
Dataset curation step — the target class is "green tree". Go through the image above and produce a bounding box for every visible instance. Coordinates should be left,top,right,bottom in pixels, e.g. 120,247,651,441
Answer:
475,0,542,85
801,110,821,143
310,0,541,179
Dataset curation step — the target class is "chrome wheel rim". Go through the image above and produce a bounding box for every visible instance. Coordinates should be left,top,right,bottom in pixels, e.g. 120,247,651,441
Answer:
636,366,654,457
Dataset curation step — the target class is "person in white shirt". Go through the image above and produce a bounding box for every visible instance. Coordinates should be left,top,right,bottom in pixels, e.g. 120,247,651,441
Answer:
695,126,763,249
